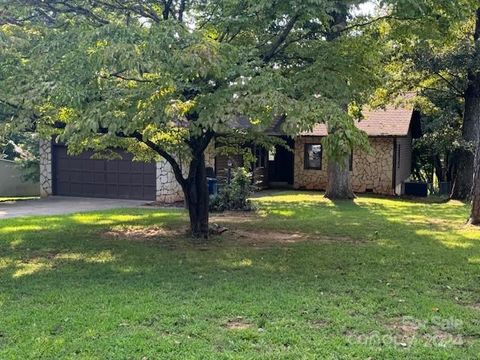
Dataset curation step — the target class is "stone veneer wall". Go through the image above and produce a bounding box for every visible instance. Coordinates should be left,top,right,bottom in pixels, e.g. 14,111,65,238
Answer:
294,137,395,195
155,142,216,204
39,139,53,198
155,159,184,204
205,142,216,170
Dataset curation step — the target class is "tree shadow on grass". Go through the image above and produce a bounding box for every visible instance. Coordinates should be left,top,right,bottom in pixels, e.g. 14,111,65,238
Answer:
0,193,477,280
249,192,480,300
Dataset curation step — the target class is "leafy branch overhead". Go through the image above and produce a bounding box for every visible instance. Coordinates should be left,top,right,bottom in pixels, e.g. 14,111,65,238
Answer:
0,0,414,236
1,1,385,144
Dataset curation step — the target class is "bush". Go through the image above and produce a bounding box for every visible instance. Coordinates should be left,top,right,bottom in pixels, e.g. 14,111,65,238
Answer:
209,168,255,212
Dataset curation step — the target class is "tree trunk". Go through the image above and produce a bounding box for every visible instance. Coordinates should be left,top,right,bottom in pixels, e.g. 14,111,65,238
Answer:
451,82,480,199
325,156,355,200
323,3,352,201
446,153,454,183
434,154,445,183
452,7,480,200
183,153,210,239
471,140,480,224
467,7,480,223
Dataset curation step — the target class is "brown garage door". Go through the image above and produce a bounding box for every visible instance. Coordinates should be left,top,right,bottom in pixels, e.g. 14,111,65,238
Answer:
52,145,156,200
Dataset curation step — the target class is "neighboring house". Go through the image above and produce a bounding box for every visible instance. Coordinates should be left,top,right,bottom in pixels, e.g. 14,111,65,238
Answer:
0,159,39,197
39,101,420,201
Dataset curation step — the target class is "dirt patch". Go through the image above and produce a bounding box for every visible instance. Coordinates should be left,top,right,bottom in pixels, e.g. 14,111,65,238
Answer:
211,212,257,224
387,318,420,339
144,201,184,208
310,320,330,329
225,230,361,248
102,224,359,249
223,318,253,330
104,226,187,241
427,218,450,225
384,317,467,347
22,250,60,263
468,303,480,311
104,224,308,247
234,230,304,243
312,234,364,244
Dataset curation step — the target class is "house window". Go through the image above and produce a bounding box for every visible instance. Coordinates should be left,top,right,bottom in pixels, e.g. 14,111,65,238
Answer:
349,150,353,172
268,149,276,161
304,144,322,170
397,144,401,169
255,147,266,168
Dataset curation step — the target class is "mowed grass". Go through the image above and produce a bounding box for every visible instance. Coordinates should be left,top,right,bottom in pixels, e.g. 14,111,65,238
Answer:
0,191,479,359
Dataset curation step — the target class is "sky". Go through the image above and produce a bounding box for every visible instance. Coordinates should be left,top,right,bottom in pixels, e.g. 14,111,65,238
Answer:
354,1,378,16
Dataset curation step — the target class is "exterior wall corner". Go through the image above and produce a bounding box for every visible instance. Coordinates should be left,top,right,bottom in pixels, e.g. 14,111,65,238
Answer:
39,139,53,198
155,159,184,204
293,136,395,196
155,140,215,204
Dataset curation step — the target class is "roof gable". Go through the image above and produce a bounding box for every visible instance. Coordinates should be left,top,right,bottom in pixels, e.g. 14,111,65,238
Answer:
302,103,415,137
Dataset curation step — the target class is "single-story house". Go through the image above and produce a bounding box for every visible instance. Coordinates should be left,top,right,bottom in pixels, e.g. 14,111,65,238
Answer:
39,101,420,202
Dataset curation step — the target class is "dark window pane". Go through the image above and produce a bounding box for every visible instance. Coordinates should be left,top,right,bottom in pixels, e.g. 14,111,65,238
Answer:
304,144,322,170
397,144,401,169
255,147,265,168
349,150,353,171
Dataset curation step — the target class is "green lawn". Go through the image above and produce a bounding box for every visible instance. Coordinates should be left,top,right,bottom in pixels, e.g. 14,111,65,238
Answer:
0,191,479,359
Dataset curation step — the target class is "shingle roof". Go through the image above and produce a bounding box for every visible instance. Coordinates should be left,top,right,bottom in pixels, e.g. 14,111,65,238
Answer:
231,115,286,135
302,103,415,137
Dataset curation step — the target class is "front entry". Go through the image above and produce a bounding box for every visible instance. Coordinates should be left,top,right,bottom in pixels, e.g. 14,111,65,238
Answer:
268,137,294,187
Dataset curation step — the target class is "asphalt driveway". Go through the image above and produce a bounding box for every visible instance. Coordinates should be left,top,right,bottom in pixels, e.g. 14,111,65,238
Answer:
0,196,148,220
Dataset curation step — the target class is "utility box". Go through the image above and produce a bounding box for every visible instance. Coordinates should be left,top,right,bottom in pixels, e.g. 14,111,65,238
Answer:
207,178,218,195
439,182,452,195
404,182,428,197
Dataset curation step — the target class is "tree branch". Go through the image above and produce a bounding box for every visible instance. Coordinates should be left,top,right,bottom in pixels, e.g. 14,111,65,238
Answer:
44,0,109,25
0,98,21,110
339,15,418,34
262,14,299,62
94,0,161,23
433,71,465,97
101,70,154,83
130,131,186,186
420,86,464,98
162,0,175,20
178,0,187,22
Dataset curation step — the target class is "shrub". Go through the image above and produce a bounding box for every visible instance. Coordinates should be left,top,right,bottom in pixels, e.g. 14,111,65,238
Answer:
209,168,255,212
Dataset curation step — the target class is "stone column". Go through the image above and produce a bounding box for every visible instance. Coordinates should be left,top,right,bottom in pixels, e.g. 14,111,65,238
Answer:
205,141,216,169
156,159,184,204
39,139,53,198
